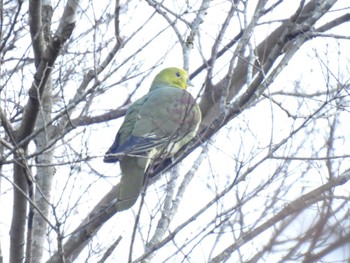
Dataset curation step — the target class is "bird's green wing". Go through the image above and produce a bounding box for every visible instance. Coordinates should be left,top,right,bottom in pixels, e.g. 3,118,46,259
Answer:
103,95,149,163
131,85,201,156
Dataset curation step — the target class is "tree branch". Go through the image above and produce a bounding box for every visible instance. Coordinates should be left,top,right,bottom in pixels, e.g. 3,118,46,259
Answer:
209,169,350,263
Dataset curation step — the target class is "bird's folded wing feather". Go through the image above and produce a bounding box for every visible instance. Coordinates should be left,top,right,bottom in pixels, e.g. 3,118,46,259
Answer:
108,134,169,156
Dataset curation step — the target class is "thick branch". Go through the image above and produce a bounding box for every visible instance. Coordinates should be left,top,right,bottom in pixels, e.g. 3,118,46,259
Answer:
29,0,46,67
17,0,79,145
70,108,126,127
183,0,211,70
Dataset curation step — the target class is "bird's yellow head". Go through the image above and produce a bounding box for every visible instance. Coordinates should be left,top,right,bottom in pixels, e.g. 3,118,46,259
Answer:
150,67,190,91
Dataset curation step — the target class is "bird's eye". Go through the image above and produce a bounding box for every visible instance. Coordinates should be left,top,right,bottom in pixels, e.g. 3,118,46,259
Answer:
176,72,181,77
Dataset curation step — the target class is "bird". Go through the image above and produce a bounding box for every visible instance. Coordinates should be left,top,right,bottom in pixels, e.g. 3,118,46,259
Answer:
104,67,201,211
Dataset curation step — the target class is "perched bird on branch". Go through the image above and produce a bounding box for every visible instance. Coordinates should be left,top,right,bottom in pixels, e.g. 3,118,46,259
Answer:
104,67,201,211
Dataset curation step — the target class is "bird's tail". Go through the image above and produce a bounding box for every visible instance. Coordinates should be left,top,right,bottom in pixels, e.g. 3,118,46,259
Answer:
116,156,148,211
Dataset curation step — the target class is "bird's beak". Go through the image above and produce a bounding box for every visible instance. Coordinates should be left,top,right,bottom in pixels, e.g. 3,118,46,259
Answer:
187,80,194,87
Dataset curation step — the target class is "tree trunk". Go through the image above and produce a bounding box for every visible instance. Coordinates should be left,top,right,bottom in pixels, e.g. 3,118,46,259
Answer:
32,80,55,263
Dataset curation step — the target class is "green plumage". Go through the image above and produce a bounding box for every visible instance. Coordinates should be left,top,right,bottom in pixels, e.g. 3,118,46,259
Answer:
104,67,201,211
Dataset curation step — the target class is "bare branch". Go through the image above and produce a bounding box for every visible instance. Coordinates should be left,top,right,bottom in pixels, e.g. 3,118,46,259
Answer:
29,0,46,67
209,169,350,263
